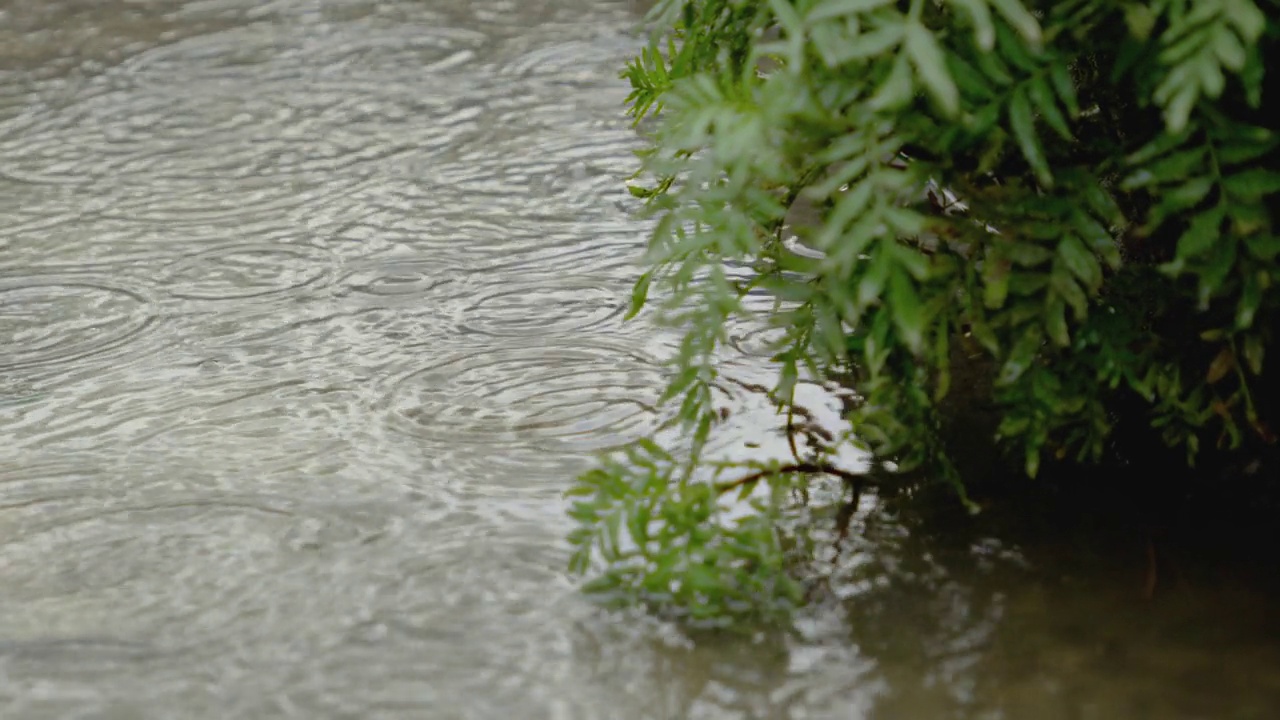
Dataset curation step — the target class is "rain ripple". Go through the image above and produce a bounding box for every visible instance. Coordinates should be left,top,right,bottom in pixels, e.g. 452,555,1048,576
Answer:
456,278,626,338
160,242,336,302
333,254,632,344
0,459,440,650
0,271,159,373
384,340,663,453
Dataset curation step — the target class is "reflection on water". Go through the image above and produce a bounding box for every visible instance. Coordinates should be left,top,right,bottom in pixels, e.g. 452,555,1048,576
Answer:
1,0,1277,718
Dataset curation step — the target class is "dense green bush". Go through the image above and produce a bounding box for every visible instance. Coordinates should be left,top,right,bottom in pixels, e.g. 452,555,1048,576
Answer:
567,0,1278,624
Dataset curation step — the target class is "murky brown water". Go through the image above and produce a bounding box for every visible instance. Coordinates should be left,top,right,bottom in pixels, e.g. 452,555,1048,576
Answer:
2,1,1278,718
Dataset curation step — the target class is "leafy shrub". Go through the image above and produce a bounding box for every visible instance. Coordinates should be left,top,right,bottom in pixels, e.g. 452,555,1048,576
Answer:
567,0,1279,624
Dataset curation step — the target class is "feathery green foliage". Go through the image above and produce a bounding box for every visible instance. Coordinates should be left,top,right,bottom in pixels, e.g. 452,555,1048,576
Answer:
569,0,1278,624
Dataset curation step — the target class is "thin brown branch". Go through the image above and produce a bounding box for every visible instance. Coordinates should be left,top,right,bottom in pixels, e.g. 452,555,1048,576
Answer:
713,462,866,494
786,404,800,461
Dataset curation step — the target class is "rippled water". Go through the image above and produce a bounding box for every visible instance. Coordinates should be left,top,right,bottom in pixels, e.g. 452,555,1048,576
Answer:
2,1,1278,718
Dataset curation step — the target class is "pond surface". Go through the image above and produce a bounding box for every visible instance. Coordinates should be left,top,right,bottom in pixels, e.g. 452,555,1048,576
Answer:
1,1,1278,718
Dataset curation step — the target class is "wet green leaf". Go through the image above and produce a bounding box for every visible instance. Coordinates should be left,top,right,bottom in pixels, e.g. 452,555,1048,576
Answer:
883,205,926,236
1222,169,1280,202
1244,234,1280,262
564,483,596,498
1044,296,1070,347
690,413,714,464
603,511,623,559
1057,235,1102,290
1237,271,1262,329
1218,131,1277,164
776,355,799,402
568,546,591,575
1000,325,1043,385
568,501,599,524
1158,176,1217,217
1008,89,1052,187
1197,237,1239,306
890,243,931,280
1243,333,1265,375
1228,202,1271,237
1124,3,1157,39
581,572,624,595
834,23,906,64
1207,346,1235,384
1005,242,1054,267
766,0,806,68
807,0,895,22
869,55,915,112
1175,206,1225,261
1211,23,1248,71
1007,272,1049,295
1028,76,1071,140
949,0,995,50
905,21,959,116
888,268,926,353
1048,62,1079,116
1222,0,1266,42
628,503,651,547
625,271,652,320
949,53,997,100
1050,264,1089,319
1123,148,1206,190
687,563,720,595
983,258,1011,309
857,245,893,307
1071,210,1121,269
1162,82,1199,134
818,180,876,253
1080,178,1123,225
636,437,668,462
988,0,1042,44
567,526,593,546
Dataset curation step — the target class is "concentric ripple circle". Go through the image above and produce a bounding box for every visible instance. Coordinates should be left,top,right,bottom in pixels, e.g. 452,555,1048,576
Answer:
457,279,624,338
724,292,792,358
339,258,459,300
161,243,333,301
385,342,663,452
724,317,789,358
0,275,157,372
